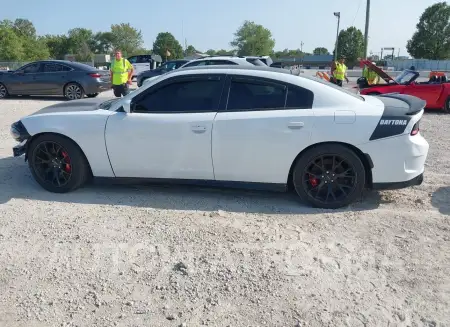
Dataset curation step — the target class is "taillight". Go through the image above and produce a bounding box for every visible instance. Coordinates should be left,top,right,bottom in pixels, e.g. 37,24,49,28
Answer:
89,73,101,78
411,120,420,136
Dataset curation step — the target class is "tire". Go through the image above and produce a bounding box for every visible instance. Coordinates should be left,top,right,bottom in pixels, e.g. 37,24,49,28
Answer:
64,83,85,100
27,134,90,193
87,93,99,98
444,97,450,114
0,83,9,99
367,92,380,96
292,144,366,209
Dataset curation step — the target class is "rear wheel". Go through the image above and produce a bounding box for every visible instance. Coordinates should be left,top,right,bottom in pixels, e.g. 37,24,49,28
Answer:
28,134,90,193
64,83,84,100
292,144,366,209
444,97,450,114
0,83,8,99
87,93,99,98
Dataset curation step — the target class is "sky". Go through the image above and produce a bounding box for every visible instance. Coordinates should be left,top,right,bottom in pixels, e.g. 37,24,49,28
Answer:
0,0,445,57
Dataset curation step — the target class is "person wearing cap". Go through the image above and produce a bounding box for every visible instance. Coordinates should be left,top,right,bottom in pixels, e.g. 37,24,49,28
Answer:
331,56,349,87
362,62,379,85
110,49,134,97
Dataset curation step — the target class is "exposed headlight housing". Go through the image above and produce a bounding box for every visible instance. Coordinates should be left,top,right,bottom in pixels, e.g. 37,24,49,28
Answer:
10,121,30,142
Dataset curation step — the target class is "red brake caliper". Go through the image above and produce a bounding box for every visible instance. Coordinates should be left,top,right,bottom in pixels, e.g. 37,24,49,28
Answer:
309,174,318,187
61,151,71,173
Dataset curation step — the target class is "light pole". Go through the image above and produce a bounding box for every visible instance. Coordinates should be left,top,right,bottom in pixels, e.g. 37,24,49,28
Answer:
364,0,371,59
333,12,341,62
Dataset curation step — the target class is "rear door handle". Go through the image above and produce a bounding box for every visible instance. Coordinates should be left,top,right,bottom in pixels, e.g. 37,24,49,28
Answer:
191,125,207,133
288,122,305,129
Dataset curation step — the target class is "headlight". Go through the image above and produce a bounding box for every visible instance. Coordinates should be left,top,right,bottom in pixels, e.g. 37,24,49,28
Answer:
10,121,30,142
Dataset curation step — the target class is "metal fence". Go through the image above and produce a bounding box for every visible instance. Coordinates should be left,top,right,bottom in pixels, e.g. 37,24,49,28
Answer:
386,59,450,71
0,61,94,71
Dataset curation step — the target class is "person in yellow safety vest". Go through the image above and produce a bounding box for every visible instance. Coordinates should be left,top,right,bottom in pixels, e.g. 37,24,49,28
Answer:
332,56,349,87
362,62,380,85
110,49,134,97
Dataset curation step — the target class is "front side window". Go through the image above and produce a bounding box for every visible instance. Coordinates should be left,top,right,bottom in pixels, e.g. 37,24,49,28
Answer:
20,63,41,74
227,78,287,110
133,76,223,113
127,56,137,64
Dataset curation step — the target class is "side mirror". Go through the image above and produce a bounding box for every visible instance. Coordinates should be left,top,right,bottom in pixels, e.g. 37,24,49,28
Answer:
122,99,132,113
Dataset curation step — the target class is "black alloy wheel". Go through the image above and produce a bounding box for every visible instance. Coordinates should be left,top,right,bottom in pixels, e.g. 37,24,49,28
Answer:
0,83,8,99
31,141,73,188
293,145,366,209
28,134,90,193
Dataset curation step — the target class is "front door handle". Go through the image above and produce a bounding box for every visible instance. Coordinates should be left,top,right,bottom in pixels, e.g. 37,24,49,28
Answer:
191,125,207,134
288,122,305,129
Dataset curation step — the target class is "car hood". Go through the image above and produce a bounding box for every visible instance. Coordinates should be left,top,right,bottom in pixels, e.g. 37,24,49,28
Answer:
30,97,114,116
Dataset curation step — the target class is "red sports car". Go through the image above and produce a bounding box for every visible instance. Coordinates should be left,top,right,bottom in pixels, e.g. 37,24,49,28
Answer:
358,60,450,113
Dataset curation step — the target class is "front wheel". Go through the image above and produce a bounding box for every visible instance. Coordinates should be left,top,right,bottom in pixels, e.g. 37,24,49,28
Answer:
28,134,90,193
64,83,85,100
292,144,366,209
87,93,99,98
367,92,380,96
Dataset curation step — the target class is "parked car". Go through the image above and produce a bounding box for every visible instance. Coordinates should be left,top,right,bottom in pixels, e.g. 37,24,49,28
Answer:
10,65,428,209
0,60,111,100
358,60,450,112
179,56,265,68
127,54,162,78
136,60,189,87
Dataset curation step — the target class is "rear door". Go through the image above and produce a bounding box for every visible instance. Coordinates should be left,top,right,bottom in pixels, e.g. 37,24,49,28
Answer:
401,83,443,108
8,62,42,94
38,63,72,94
212,75,315,184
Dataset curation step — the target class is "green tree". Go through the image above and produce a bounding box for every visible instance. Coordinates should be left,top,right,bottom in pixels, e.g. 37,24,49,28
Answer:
24,37,50,61
12,18,36,39
184,45,197,56
205,49,216,56
335,27,364,66
230,21,275,56
406,1,450,59
110,23,143,56
66,28,95,61
152,32,183,60
92,32,115,54
313,47,329,55
43,34,71,59
0,25,24,60
216,49,235,56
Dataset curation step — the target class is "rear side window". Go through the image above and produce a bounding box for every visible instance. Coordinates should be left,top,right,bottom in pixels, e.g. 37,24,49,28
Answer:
208,60,239,65
285,85,314,109
183,60,207,68
227,78,287,110
134,76,223,113
43,63,69,72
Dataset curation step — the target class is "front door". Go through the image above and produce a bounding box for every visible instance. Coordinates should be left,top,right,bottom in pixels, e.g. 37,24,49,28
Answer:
8,62,42,95
105,74,226,180
212,75,315,184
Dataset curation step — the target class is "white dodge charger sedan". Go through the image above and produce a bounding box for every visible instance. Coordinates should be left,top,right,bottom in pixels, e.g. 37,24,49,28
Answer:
10,66,429,209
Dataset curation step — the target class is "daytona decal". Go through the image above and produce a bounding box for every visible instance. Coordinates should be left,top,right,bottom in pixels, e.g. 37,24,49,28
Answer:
379,119,408,126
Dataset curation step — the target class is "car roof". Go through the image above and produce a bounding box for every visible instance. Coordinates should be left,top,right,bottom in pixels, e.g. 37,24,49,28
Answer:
22,60,96,70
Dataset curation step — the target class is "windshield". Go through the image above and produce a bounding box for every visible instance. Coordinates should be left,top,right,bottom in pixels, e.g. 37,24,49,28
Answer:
394,70,416,84
303,75,365,101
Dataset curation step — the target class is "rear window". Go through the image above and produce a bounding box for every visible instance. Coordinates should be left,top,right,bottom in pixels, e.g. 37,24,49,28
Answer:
245,58,267,66
303,75,365,101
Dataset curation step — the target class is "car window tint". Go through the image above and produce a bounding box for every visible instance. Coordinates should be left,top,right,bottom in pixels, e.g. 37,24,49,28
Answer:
176,61,188,68
183,61,207,67
43,63,64,72
127,56,137,64
208,60,238,65
61,65,72,71
285,85,314,109
135,78,222,113
138,55,151,63
22,63,40,73
227,79,286,110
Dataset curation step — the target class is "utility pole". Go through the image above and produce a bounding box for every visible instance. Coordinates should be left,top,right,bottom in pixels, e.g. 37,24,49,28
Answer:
300,41,304,65
364,0,371,59
333,12,341,62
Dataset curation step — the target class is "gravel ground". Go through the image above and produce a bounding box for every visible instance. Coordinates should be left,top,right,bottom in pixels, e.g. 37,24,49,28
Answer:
0,84,449,327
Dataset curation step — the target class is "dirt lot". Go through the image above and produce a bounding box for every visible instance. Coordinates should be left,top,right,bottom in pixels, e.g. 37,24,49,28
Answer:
0,89,449,327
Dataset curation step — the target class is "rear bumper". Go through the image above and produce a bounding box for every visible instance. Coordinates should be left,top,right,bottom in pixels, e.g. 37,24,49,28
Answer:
359,133,429,185
372,172,423,190
84,81,111,94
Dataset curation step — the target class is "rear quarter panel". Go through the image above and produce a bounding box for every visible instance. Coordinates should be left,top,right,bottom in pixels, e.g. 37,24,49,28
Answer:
21,110,115,177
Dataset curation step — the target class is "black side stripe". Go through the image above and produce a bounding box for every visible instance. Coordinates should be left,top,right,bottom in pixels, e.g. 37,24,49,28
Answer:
369,116,412,141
